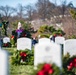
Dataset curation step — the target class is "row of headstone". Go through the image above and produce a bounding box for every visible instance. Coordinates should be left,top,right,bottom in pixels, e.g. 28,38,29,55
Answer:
3,36,64,44
2,36,76,57
34,37,76,69
17,37,52,50
16,37,62,69
1,37,76,74
17,37,76,56
2,36,76,63
55,36,76,56
34,40,62,69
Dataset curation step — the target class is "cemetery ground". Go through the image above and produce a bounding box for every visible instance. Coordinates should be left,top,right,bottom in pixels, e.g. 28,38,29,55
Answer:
2,37,76,75
4,47,34,75
4,47,76,75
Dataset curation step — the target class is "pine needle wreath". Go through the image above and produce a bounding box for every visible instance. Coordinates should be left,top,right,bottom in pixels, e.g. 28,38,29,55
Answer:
11,49,34,65
31,63,61,75
63,53,76,75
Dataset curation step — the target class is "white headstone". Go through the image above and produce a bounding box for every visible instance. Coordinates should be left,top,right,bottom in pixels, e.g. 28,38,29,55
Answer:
55,36,65,44
39,38,50,43
3,37,10,43
0,49,9,75
64,39,76,56
34,42,62,69
17,38,32,50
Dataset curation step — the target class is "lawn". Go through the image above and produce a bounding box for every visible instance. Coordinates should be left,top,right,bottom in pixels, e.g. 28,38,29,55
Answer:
3,47,34,75
10,65,34,75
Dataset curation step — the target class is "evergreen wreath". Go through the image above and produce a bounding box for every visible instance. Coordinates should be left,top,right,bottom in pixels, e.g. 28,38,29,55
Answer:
11,49,34,65
63,53,76,75
32,63,61,75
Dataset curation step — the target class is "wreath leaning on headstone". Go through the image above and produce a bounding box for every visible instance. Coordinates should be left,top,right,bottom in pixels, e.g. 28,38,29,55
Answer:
31,63,61,75
63,53,76,75
11,49,34,65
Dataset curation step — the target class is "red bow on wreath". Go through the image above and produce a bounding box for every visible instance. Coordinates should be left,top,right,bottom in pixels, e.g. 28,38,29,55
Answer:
20,52,27,61
67,58,76,70
37,64,54,75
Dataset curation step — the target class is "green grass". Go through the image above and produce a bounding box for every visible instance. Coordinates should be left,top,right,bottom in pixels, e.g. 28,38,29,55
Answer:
10,65,34,75
3,47,34,75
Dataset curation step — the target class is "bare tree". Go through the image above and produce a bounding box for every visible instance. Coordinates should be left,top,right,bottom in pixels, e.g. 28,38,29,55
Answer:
25,5,34,21
36,0,55,20
32,9,39,19
0,5,16,20
17,4,25,19
60,0,67,17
